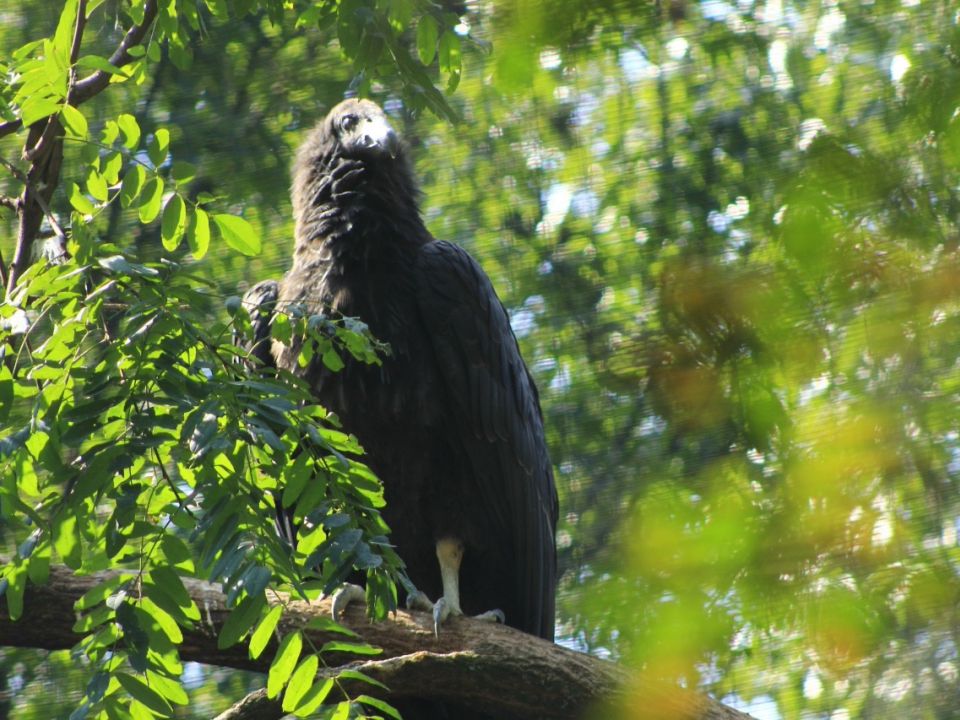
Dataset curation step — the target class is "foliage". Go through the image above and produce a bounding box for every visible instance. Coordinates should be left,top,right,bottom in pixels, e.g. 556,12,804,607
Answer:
4,0,960,719
0,0,465,716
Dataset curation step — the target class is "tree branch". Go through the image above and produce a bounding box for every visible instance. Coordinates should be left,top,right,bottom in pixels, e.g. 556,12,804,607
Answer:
0,564,756,720
0,0,160,143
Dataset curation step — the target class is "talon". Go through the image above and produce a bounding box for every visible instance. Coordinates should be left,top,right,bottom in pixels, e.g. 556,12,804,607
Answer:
406,590,433,612
432,597,451,638
330,583,365,620
474,608,505,625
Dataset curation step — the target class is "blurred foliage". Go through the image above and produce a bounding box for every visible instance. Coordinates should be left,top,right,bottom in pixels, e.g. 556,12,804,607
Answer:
4,0,960,719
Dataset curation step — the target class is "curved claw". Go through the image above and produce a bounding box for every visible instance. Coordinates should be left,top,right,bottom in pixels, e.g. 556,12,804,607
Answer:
432,597,451,638
406,590,434,613
330,583,366,620
474,608,505,625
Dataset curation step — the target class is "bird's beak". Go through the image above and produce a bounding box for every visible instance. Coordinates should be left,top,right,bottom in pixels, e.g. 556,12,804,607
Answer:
360,116,400,159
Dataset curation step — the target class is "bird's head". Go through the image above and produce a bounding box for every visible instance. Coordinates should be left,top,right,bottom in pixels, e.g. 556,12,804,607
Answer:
327,98,401,160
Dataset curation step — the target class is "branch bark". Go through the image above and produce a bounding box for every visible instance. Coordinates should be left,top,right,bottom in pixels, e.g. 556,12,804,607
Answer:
0,564,755,720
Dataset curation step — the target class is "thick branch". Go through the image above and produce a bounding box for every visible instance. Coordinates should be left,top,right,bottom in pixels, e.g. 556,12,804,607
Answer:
0,565,755,720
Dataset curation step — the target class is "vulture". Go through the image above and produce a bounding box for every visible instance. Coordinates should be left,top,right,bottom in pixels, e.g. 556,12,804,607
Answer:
242,99,558,641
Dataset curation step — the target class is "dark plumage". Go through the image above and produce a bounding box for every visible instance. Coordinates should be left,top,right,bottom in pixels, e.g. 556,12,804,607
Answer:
245,99,557,640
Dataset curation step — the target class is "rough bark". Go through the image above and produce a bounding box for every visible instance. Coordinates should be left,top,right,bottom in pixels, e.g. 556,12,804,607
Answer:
0,565,755,720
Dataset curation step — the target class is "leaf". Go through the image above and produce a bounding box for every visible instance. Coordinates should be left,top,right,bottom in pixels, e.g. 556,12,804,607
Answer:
86,169,109,202
119,165,146,208
148,127,170,167
218,592,266,649
101,151,123,184
267,631,303,698
61,104,87,137
21,97,62,128
249,604,282,660
75,55,129,76
416,16,438,65
68,182,96,215
357,695,402,719
337,668,389,691
138,177,164,223
293,678,334,717
140,595,184,644
160,194,187,251
213,213,261,256
75,574,131,611
53,513,82,569
320,640,382,656
305,615,360,638
171,161,196,184
53,0,79,61
117,113,141,150
282,654,319,712
188,206,210,258
115,673,173,716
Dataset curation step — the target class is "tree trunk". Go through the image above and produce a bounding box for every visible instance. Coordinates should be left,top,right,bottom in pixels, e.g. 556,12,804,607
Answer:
0,565,755,720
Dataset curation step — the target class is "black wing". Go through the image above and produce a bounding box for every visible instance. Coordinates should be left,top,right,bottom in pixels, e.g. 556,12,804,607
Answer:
414,240,558,640
237,279,279,369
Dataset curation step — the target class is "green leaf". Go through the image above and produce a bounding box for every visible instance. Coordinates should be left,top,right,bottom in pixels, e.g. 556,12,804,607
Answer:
148,127,170,167
249,604,282,660
101,151,123,184
117,113,140,150
138,177,164,223
292,678,333,717
75,55,129,76
438,31,462,93
267,631,303,698
218,592,266,649
61,104,87,137
320,640,382,656
75,574,131,611
86,169,109,202
21,97,62,128
357,695,401,719
140,595,184,644
53,0,79,61
171,161,196,184
337,668,388,691
322,347,345,372
4,563,27,620
119,165,146,208
213,213,261,256
188,206,210,258
68,182,96,215
160,194,187,251
416,15,438,65
282,654,319,712
115,673,173,716
53,513,82,569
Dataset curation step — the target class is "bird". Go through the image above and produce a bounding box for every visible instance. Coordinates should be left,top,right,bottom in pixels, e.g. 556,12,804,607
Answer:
241,98,558,641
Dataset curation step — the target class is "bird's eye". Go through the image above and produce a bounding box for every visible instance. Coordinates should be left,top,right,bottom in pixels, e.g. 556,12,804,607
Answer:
339,114,359,132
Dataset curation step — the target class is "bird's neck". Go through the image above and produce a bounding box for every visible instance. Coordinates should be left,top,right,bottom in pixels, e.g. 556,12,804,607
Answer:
293,153,428,266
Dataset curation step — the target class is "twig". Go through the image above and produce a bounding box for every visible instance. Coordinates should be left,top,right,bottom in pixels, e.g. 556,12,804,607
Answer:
71,0,159,105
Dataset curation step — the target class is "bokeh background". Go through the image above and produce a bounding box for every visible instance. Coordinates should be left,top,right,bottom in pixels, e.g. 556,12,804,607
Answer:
3,1,960,718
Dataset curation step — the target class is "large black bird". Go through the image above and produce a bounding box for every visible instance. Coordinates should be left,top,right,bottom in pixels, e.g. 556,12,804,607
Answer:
243,99,557,641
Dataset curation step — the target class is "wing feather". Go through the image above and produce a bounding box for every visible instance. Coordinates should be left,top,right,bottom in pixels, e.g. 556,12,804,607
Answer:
414,240,558,639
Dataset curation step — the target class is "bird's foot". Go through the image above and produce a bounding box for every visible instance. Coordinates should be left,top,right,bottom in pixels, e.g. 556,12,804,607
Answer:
429,598,504,637
431,596,462,637
405,589,434,613
473,608,506,625
330,583,365,621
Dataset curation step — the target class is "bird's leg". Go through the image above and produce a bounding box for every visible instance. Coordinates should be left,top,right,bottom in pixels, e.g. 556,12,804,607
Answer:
430,538,505,637
432,537,465,635
330,583,366,621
